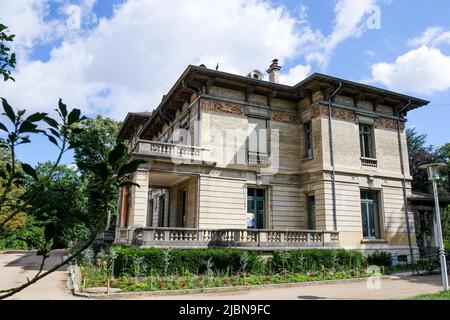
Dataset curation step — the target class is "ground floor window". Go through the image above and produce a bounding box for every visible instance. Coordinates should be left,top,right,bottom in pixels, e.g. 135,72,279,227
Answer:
146,199,153,227
247,188,265,229
360,190,382,239
307,195,316,230
158,196,165,227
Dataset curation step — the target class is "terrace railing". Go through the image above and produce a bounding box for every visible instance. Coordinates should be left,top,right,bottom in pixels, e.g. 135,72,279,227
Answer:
131,140,210,162
126,227,340,249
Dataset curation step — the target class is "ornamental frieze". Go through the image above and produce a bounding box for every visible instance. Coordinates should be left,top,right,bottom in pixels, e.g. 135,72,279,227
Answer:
200,99,244,115
312,105,356,123
271,112,297,124
375,117,405,131
312,105,405,130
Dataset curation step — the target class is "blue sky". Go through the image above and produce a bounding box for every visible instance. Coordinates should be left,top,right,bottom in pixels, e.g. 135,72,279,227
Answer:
1,0,449,166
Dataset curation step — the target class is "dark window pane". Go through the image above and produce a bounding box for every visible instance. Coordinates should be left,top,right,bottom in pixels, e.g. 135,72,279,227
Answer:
256,189,264,197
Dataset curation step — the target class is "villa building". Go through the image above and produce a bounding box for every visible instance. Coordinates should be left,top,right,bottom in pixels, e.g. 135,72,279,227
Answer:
115,60,430,262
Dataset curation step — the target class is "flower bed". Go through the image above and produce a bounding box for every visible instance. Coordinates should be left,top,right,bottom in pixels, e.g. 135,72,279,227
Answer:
79,265,370,292
77,245,372,293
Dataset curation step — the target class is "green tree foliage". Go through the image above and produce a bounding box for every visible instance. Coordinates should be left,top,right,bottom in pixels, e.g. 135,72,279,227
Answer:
71,116,122,165
70,116,122,229
435,143,450,194
24,162,90,249
0,98,142,299
406,127,437,193
0,23,16,82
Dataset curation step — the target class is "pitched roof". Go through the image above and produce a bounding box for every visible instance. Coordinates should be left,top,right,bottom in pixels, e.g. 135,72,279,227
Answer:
117,111,152,140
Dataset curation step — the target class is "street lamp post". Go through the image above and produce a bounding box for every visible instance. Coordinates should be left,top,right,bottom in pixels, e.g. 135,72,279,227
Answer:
419,163,448,291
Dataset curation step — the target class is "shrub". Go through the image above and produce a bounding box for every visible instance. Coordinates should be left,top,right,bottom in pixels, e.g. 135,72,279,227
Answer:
366,250,392,267
108,246,365,277
271,249,365,274
112,246,264,277
417,257,440,274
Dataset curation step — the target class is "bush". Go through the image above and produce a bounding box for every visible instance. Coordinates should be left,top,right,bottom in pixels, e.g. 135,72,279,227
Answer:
366,250,392,267
271,249,365,273
417,257,440,274
109,246,365,277
112,246,265,277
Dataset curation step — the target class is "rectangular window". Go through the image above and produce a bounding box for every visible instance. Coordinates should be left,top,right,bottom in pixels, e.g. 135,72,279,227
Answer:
146,199,153,227
360,190,381,239
179,114,190,145
248,117,268,163
359,124,374,158
158,196,165,227
247,188,265,229
304,121,313,158
307,195,316,230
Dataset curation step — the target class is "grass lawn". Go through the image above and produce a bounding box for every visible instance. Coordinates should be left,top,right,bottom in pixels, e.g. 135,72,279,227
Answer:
406,290,450,300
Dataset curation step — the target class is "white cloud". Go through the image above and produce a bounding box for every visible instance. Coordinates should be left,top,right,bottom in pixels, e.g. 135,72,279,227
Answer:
0,0,387,120
371,45,450,94
279,64,311,85
1,0,309,119
306,0,379,68
364,49,376,56
408,26,450,48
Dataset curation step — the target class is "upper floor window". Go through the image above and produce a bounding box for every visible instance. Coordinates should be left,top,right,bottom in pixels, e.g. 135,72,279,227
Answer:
248,117,268,164
359,124,374,158
304,121,313,158
179,114,190,145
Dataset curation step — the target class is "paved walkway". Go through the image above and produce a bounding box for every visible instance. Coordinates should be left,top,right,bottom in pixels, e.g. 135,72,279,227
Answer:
127,275,443,300
0,251,444,300
0,250,79,300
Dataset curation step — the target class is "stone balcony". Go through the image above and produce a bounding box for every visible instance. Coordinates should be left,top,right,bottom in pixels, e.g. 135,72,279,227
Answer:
117,227,340,250
131,139,210,163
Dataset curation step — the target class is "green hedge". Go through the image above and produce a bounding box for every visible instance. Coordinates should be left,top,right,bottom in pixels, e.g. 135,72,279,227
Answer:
110,246,365,277
271,249,365,273
112,246,264,276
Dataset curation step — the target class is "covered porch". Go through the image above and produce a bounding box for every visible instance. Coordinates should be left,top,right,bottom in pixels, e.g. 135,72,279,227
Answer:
115,166,341,249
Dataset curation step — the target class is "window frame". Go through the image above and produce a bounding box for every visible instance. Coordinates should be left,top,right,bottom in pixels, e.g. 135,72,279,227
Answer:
304,121,313,158
360,189,383,239
247,117,269,164
307,194,316,230
359,123,375,158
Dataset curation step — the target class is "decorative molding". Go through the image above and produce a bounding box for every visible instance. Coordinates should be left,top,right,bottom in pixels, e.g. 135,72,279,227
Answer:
375,117,405,131
201,99,244,115
312,105,405,130
271,112,297,124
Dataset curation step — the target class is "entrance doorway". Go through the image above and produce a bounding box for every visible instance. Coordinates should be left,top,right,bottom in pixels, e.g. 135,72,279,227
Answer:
247,188,265,229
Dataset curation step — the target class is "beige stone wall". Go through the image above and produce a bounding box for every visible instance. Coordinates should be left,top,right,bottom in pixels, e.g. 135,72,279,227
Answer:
270,183,305,229
198,176,247,229
200,108,248,167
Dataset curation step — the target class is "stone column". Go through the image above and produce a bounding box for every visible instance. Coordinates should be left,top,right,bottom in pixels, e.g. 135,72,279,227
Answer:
127,166,150,242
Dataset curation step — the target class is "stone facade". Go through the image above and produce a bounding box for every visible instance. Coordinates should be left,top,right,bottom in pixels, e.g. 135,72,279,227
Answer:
116,67,427,261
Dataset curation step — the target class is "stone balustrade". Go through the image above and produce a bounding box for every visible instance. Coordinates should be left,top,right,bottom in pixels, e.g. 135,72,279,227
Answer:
131,139,209,162
360,156,378,167
123,227,340,249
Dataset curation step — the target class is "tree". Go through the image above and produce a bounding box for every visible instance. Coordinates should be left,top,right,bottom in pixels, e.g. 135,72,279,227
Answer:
24,162,89,249
0,98,143,299
70,116,122,229
406,127,437,193
435,143,450,195
0,23,16,82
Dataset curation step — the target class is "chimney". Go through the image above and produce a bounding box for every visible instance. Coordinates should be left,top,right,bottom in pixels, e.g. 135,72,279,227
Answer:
266,59,281,83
